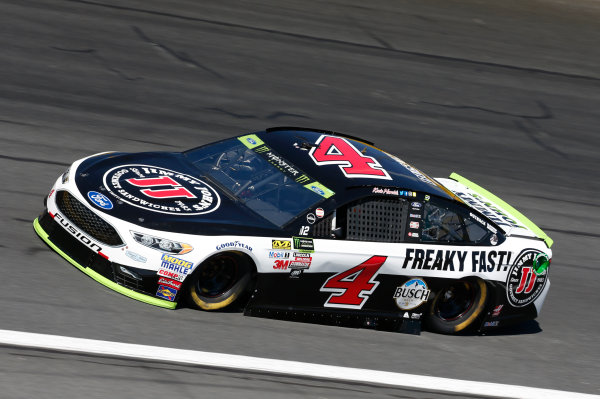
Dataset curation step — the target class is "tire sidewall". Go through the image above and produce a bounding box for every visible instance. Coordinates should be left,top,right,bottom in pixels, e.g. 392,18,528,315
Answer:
426,278,488,334
188,253,253,310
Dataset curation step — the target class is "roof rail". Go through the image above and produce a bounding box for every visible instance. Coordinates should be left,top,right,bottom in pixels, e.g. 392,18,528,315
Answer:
265,126,375,146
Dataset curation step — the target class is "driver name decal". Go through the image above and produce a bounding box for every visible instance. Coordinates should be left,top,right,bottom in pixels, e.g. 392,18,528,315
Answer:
103,165,220,215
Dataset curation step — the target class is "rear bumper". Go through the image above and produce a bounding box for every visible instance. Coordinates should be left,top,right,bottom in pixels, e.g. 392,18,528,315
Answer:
34,211,177,309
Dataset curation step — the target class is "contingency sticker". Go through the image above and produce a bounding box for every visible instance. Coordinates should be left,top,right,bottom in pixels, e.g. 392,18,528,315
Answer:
393,278,431,310
156,254,193,282
156,285,177,301
103,165,220,215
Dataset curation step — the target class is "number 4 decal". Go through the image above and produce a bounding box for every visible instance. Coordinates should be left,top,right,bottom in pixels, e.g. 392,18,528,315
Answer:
320,256,387,309
309,135,391,180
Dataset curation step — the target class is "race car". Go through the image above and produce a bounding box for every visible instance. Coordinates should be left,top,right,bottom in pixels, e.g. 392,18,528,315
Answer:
34,127,553,334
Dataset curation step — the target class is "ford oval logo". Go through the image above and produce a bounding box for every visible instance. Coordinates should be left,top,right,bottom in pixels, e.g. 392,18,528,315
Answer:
88,191,113,210
411,201,422,208
310,185,325,196
246,137,257,145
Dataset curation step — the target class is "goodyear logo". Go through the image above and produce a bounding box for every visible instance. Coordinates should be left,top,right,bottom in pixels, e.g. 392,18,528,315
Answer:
272,240,291,250
161,254,193,270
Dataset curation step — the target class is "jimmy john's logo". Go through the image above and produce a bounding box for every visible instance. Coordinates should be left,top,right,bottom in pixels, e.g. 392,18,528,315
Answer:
506,249,549,307
103,165,220,215
393,278,431,310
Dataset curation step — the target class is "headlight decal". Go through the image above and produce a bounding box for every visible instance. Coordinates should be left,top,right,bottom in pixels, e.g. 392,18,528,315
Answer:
131,231,193,255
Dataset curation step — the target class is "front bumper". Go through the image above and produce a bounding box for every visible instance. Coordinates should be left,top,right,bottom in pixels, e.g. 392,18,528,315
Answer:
34,211,177,309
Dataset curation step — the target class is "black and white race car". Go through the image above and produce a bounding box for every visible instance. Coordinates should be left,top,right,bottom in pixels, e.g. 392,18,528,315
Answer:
34,127,553,334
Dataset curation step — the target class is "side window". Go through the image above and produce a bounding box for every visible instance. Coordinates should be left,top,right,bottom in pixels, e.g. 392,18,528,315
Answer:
311,197,406,242
422,200,488,244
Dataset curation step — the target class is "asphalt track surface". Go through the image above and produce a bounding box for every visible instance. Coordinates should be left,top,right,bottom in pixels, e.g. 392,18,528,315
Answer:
1,0,599,397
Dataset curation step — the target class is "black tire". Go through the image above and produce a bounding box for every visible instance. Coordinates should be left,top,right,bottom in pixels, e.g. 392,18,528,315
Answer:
187,252,253,311
426,278,488,334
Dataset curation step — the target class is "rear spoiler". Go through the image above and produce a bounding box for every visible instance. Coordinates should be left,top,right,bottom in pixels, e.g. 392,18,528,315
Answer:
436,173,553,248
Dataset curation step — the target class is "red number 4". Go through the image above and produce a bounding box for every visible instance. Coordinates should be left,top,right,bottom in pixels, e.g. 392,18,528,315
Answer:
309,135,391,180
320,256,387,309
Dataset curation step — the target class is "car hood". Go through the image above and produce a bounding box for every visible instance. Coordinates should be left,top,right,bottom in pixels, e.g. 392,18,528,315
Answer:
73,151,283,236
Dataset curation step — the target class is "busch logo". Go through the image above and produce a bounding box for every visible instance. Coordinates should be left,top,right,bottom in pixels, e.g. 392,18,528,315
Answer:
393,278,431,310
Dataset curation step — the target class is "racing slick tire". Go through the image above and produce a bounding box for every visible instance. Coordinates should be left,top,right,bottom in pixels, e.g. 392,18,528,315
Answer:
188,252,254,311
426,278,488,334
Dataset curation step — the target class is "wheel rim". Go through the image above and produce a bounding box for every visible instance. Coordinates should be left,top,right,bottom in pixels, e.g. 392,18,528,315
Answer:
195,255,239,298
434,281,477,321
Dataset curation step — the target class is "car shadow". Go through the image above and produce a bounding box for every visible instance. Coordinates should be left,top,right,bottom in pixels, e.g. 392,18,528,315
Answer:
475,320,543,336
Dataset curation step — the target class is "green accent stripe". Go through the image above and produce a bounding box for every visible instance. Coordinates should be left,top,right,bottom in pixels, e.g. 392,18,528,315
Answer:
303,181,335,199
33,218,177,309
449,173,553,248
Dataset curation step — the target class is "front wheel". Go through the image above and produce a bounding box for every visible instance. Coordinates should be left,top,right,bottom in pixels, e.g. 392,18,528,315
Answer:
426,278,488,334
187,252,253,311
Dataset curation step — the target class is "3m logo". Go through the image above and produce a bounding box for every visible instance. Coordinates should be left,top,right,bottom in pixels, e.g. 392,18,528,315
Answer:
273,260,290,270
320,256,387,309
309,135,391,180
272,240,291,250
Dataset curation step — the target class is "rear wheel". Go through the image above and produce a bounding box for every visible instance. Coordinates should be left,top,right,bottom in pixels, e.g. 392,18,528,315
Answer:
426,278,488,334
188,252,253,310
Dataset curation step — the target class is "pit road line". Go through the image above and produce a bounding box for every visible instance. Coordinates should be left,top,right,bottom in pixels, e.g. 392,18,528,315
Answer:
0,329,597,398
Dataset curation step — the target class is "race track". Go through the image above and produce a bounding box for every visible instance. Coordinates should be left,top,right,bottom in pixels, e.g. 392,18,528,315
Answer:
1,0,599,397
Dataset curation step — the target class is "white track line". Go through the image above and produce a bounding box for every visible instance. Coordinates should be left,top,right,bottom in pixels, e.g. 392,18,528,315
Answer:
0,329,596,399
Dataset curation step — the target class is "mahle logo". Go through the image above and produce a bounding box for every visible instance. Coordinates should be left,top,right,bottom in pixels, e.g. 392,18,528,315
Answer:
161,254,193,270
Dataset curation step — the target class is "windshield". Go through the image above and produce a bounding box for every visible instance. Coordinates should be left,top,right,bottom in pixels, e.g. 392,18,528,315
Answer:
185,138,325,227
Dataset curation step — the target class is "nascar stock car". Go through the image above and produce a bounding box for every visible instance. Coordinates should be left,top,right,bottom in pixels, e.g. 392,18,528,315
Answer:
34,127,553,334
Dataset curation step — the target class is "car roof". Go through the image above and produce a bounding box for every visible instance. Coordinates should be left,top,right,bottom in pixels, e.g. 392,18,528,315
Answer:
252,127,456,202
